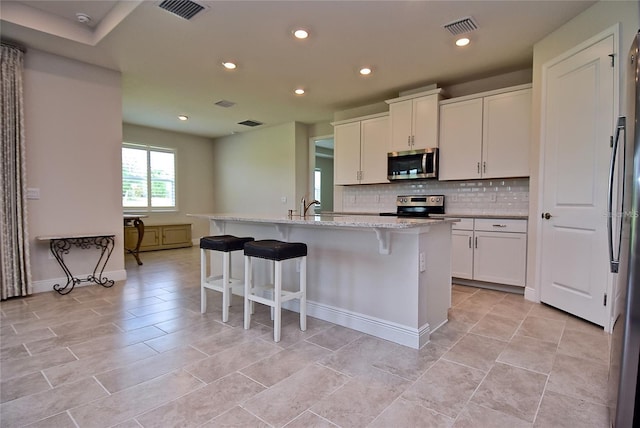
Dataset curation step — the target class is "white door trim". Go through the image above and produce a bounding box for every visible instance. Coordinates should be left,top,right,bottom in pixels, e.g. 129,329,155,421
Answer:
535,23,619,332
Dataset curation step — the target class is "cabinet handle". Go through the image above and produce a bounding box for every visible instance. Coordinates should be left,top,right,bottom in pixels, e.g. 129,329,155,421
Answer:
477,162,480,174
468,236,472,248
492,224,507,228
407,136,411,147
475,236,478,249
411,135,415,146
483,161,486,173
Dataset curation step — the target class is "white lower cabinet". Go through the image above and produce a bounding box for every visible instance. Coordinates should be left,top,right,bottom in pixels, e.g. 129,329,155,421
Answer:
451,219,474,279
451,218,527,287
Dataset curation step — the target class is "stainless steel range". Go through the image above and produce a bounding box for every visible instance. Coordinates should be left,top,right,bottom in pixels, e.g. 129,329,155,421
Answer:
380,195,445,217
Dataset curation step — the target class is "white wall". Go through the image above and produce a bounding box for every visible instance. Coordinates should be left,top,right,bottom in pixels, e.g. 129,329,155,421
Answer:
211,122,309,215
122,123,216,240
528,0,640,298
24,49,124,292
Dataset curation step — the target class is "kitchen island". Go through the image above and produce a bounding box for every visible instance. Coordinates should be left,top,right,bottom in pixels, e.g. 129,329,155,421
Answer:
189,213,457,349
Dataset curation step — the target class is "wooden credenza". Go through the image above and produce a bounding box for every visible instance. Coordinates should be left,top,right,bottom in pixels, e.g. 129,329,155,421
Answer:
124,223,192,252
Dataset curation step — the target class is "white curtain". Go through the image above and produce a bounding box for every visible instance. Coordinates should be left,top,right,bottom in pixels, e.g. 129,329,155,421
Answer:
1,43,31,299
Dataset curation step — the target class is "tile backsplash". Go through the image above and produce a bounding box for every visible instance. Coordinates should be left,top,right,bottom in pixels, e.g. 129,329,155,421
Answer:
340,178,529,216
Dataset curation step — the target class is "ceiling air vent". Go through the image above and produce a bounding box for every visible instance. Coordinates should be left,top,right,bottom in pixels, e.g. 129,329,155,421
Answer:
443,16,478,35
158,0,207,20
214,100,236,108
238,119,263,127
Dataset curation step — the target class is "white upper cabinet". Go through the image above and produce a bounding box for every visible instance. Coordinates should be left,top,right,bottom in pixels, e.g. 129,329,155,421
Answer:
334,121,362,185
334,114,389,185
386,89,443,152
360,116,389,184
439,85,532,181
482,89,532,178
439,98,483,179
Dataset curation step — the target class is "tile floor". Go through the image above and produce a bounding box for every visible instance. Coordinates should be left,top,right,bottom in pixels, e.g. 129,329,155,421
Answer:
0,246,611,427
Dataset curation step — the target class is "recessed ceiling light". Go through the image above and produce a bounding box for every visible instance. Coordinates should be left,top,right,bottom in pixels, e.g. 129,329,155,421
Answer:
293,28,309,39
222,61,237,70
456,37,470,47
359,67,372,76
178,115,189,121
294,88,305,95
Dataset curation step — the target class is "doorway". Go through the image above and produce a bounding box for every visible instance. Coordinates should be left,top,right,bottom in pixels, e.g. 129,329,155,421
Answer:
309,135,334,214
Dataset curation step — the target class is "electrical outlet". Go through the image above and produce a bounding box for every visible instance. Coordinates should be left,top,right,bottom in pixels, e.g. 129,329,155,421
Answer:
349,195,356,204
281,196,287,204
450,194,458,202
489,194,497,203
419,252,426,272
374,194,380,203
27,188,40,200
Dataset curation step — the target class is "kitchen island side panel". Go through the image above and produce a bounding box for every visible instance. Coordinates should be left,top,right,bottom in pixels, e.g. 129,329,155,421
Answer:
419,224,453,330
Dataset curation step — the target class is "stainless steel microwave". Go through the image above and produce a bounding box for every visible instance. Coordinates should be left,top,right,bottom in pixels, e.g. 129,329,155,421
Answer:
387,148,438,181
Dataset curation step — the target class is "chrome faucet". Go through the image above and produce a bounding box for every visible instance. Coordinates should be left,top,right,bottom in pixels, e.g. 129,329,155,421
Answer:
300,197,320,217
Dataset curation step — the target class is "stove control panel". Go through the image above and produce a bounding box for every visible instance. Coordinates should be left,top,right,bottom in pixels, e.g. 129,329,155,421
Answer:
396,195,445,208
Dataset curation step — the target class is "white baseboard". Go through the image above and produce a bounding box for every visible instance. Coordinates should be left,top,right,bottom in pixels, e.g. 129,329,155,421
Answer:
524,286,540,302
283,299,430,349
31,269,127,294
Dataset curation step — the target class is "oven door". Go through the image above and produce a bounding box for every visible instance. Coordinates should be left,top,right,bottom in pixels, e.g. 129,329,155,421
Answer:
387,148,438,180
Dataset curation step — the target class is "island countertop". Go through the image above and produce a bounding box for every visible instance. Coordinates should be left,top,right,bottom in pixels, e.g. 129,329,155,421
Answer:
188,213,458,229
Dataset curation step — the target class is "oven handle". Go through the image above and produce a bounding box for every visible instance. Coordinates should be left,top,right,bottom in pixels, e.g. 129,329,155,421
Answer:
422,153,427,175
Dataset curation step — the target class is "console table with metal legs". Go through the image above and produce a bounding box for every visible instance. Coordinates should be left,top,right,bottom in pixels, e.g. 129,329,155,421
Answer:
38,234,116,295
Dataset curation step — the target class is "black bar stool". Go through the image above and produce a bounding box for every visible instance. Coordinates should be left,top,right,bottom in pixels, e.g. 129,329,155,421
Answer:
243,240,307,342
200,235,254,322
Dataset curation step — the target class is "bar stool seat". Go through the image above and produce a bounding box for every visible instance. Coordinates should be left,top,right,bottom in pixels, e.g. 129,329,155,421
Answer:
200,235,254,322
244,240,307,342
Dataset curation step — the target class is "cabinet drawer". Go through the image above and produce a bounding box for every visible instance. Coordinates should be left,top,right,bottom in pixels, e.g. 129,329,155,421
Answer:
474,218,527,233
450,218,474,230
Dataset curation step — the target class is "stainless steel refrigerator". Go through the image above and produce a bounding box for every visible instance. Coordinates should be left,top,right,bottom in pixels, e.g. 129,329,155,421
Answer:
608,30,640,428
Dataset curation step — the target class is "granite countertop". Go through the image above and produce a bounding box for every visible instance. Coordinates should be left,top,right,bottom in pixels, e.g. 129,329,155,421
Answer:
188,213,458,229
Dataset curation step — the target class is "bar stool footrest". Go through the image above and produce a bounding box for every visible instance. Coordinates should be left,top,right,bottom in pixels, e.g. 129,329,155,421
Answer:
246,288,304,307
202,276,244,293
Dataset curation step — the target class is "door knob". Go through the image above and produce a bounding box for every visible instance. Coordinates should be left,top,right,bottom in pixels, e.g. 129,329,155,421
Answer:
542,212,552,220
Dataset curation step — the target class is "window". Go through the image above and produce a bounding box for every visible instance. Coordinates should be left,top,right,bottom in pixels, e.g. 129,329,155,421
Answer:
122,144,176,211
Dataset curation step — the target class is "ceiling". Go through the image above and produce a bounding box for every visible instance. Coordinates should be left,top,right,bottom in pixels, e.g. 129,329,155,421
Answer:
0,0,597,139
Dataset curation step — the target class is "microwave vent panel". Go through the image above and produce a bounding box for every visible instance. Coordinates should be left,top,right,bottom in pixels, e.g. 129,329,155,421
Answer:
157,0,208,20
238,119,263,127
443,16,478,35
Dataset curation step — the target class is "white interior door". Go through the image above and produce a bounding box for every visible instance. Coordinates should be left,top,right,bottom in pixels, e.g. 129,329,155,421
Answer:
539,34,615,326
